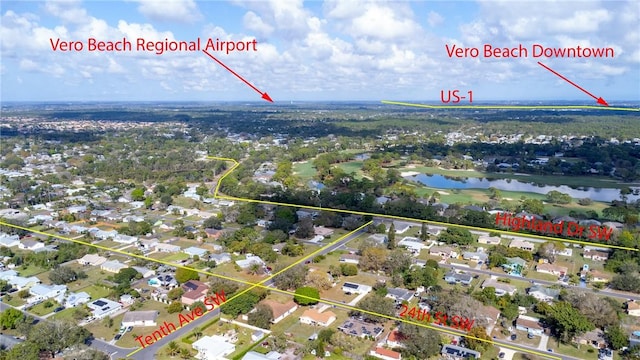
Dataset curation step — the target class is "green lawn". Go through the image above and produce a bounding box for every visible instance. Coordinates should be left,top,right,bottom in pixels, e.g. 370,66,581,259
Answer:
51,307,77,321
3,295,26,307
293,161,317,180
16,263,47,277
154,252,190,263
547,340,599,359
80,284,112,299
28,300,57,316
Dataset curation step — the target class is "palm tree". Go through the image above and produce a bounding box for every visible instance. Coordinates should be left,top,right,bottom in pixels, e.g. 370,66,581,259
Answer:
166,341,179,357
179,348,191,359
193,327,203,340
248,262,262,275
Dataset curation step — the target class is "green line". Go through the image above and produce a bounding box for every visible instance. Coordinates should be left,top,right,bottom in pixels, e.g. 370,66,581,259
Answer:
381,100,640,112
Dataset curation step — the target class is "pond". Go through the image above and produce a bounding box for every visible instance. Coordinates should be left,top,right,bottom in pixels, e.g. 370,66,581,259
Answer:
408,173,639,202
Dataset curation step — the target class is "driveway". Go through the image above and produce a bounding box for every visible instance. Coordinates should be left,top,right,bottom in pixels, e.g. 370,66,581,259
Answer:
538,333,550,350
498,347,516,360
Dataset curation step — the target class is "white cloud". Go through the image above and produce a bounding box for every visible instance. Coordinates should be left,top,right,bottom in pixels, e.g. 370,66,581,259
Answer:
243,11,274,37
427,11,444,27
135,0,202,23
44,0,89,24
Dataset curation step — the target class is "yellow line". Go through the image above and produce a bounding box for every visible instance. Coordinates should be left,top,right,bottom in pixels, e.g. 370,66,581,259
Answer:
207,158,635,252
381,100,640,112
0,221,559,360
126,221,371,357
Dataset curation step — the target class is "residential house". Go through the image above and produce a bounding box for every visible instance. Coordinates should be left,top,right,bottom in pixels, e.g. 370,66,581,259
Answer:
260,299,298,324
0,233,20,247
516,315,544,336
575,329,606,349
462,251,488,263
8,276,40,290
181,280,209,306
444,271,473,286
385,288,414,303
300,308,337,327
583,249,609,261
64,291,91,307
236,255,265,269
536,263,567,277
77,254,107,266
429,246,458,259
626,301,640,317
100,260,128,274
296,210,317,219
251,330,264,342
368,234,388,246
0,334,23,351
339,254,361,264
209,253,231,265
149,274,178,288
0,270,18,281
241,351,283,360
477,305,501,329
477,235,501,245
183,246,208,258
481,279,516,296
132,266,155,278
528,285,560,302
122,310,158,327
114,234,137,244
314,226,334,237
342,282,372,295
508,239,535,252
192,335,235,360
19,239,45,251
138,238,159,251
155,243,181,253
502,257,527,273
93,229,117,240
441,344,480,359
87,298,122,319
204,228,224,240
338,317,384,339
398,237,427,255
386,328,407,349
587,270,611,283
370,347,401,360
28,284,67,304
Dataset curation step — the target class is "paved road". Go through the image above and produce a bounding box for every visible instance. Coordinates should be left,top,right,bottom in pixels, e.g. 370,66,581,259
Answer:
0,300,133,360
441,262,640,301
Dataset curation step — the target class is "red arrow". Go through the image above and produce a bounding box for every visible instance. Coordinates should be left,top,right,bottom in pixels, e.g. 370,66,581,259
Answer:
202,50,273,102
537,61,608,106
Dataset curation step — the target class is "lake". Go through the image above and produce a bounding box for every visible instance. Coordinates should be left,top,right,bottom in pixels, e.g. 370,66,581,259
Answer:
408,174,639,202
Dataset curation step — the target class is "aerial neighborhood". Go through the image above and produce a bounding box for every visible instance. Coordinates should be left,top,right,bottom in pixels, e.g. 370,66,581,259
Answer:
1,104,639,360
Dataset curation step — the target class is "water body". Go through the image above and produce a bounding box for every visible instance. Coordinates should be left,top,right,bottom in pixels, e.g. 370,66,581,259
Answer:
408,174,640,202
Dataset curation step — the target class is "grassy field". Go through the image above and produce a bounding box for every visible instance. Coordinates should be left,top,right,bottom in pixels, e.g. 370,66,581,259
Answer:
293,161,317,180
547,340,600,359
15,263,47,277
80,284,112,299
28,300,58,316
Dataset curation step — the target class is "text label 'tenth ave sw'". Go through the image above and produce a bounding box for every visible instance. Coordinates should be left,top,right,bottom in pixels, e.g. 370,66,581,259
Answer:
445,44,614,59
49,37,258,55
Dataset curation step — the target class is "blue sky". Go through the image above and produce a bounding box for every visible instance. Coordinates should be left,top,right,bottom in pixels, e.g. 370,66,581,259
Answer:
1,0,638,102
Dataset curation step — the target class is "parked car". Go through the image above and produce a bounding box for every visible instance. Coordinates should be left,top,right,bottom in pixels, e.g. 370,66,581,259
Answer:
53,306,65,313
114,334,122,341
499,352,505,358
510,334,517,340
